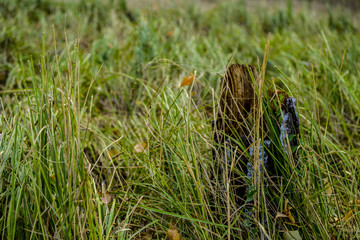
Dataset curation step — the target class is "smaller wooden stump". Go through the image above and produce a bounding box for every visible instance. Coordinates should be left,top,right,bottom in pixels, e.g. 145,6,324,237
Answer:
216,64,259,141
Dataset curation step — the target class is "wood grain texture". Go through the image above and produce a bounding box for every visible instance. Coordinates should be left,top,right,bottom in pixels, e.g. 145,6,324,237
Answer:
216,63,259,140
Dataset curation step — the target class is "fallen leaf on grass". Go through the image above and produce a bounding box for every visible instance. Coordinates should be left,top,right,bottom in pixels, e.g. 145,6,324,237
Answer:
101,191,113,205
325,182,333,196
333,199,360,225
283,230,302,240
134,142,148,153
180,74,194,87
167,30,174,37
323,178,333,196
342,209,353,224
284,199,296,224
167,223,181,240
108,148,122,159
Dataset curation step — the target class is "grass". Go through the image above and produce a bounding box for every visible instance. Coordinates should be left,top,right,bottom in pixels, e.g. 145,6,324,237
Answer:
0,0,359,239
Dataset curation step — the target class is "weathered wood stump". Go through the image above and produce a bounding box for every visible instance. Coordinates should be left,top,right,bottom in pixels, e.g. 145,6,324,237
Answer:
212,64,260,204
212,63,300,206
216,64,259,138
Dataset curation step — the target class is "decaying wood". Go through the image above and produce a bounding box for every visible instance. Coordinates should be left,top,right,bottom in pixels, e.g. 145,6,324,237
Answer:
216,64,259,142
212,63,300,206
212,63,261,205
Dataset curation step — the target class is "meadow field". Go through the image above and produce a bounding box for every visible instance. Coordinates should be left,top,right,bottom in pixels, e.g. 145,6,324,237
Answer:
0,0,359,239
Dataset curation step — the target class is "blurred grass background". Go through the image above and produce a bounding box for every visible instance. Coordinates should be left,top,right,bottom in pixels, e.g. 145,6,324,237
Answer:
0,0,359,239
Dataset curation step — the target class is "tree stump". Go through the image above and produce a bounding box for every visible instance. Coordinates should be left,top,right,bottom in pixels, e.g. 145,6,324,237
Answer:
212,63,261,205
212,63,300,205
216,64,259,141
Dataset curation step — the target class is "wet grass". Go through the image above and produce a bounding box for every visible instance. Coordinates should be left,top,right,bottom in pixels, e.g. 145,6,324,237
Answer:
0,0,359,239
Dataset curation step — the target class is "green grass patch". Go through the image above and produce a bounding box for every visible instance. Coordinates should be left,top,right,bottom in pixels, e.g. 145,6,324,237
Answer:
0,0,359,239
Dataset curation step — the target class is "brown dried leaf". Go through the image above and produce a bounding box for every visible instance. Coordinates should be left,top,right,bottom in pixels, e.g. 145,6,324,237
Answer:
108,148,122,159
180,74,194,87
101,191,113,205
134,142,148,153
284,199,296,224
167,30,174,37
342,210,353,224
323,178,333,196
325,182,333,196
167,224,181,240
287,211,296,225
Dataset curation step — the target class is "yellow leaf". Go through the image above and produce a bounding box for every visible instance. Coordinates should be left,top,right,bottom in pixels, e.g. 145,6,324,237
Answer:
180,74,194,87
323,178,333,196
101,191,113,205
287,211,296,225
284,199,296,224
342,210,353,223
167,223,181,240
167,30,174,37
134,142,148,153
108,148,121,159
325,182,333,196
